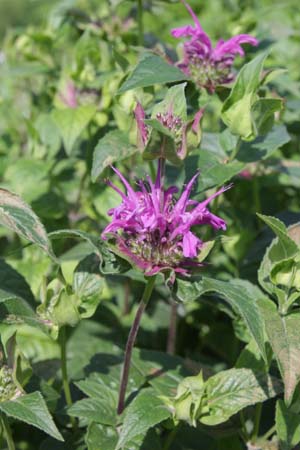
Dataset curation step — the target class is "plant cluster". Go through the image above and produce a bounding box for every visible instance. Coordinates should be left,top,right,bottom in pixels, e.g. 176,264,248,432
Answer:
0,0,300,449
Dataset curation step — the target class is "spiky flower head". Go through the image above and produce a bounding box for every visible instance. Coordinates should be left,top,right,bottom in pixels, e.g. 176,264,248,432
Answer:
102,161,230,277
171,1,258,93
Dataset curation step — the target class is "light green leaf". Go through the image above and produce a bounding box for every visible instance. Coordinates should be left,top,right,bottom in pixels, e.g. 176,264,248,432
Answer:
0,188,56,260
174,277,267,362
73,254,104,319
52,105,96,155
116,388,170,449
221,52,268,139
151,83,187,122
259,296,300,405
0,391,63,441
118,53,187,93
91,130,137,181
201,368,281,426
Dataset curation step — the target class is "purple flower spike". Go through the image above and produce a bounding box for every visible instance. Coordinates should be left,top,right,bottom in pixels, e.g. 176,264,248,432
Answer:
102,161,230,276
171,1,258,92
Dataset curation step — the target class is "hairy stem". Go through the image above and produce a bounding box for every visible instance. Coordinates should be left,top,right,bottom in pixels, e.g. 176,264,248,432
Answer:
117,276,156,415
59,327,76,430
1,415,15,450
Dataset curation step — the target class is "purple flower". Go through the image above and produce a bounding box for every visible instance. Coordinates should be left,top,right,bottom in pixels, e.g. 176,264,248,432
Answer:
171,1,258,92
102,161,230,276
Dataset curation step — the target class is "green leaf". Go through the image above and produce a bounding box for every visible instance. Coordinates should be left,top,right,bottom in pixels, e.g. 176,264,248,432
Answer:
69,377,118,426
258,216,299,295
0,391,63,441
195,150,244,191
73,254,104,319
0,188,56,260
201,368,281,426
116,388,170,449
0,292,46,332
52,105,96,155
174,277,267,362
91,130,137,181
237,125,290,163
0,259,34,306
86,423,118,450
251,98,283,135
151,83,187,122
118,53,187,93
276,399,300,450
221,52,268,139
258,297,300,405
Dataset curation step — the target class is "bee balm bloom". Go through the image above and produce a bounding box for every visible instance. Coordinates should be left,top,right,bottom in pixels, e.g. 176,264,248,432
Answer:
102,162,230,276
171,1,258,92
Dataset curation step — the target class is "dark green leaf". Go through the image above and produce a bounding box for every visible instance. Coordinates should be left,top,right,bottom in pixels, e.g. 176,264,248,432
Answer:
118,53,187,93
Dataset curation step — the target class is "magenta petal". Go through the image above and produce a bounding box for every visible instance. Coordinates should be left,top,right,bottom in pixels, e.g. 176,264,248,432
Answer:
213,34,258,60
182,231,200,257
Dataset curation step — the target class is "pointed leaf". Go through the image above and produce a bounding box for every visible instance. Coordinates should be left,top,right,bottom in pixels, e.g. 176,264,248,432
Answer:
118,53,187,93
174,278,267,362
52,105,96,155
91,130,137,181
276,399,300,450
0,392,63,441
0,189,56,260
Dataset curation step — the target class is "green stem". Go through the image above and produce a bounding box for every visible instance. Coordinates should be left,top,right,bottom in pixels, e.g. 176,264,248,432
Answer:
1,415,15,450
239,410,249,442
162,425,179,450
253,177,262,228
252,403,262,442
261,424,276,441
137,0,144,46
117,276,156,415
59,327,76,430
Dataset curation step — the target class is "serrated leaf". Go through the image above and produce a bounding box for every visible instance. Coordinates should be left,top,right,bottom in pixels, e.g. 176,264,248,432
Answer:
52,105,96,155
258,297,300,405
174,278,267,362
116,388,170,449
0,293,46,332
201,368,282,426
118,53,187,93
276,399,300,450
0,189,56,260
91,130,137,181
0,391,63,441
221,52,268,139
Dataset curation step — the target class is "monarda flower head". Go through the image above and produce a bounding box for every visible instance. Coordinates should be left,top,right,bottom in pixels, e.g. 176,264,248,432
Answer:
102,161,230,277
171,1,258,93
